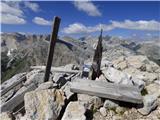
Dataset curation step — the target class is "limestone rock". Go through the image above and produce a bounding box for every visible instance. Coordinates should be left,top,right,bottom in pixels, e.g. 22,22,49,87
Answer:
61,82,74,100
131,77,145,90
146,83,160,96
0,112,13,120
138,93,159,115
101,58,113,69
102,67,133,85
99,107,107,116
103,100,119,109
154,80,160,85
61,101,86,120
126,55,148,70
146,61,159,73
36,81,57,91
124,68,158,84
115,107,126,115
112,56,127,70
78,94,103,110
24,89,65,120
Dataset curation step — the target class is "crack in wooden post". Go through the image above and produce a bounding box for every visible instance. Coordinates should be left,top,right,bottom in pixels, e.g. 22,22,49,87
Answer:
89,29,103,80
44,16,61,82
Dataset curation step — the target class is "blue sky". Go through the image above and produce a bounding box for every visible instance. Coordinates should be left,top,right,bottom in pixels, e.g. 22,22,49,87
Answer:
1,1,160,38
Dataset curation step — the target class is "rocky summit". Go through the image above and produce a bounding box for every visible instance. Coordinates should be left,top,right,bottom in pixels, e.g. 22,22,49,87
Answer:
1,33,160,120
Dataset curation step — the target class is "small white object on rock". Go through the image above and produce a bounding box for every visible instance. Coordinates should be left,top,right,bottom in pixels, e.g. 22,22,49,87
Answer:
61,101,86,120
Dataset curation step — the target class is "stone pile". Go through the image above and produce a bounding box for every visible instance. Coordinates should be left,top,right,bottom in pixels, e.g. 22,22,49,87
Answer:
0,56,160,120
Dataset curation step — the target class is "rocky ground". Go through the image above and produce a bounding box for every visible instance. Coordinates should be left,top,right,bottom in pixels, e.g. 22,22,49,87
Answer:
1,54,160,120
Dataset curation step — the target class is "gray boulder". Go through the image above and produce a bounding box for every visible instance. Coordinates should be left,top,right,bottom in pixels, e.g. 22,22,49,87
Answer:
103,99,119,109
24,89,66,120
36,81,57,91
102,67,133,85
0,112,13,120
138,93,159,115
61,101,86,120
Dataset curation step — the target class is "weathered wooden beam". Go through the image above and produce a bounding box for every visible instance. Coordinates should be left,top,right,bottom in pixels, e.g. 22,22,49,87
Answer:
89,29,103,80
1,83,37,112
1,75,26,96
31,66,81,74
70,79,143,104
44,16,61,82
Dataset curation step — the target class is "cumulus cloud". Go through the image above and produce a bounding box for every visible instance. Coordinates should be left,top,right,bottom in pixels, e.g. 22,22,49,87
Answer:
0,2,23,17
33,17,52,25
73,1,101,17
0,1,40,25
24,1,40,12
1,13,26,24
111,20,160,31
63,23,113,34
63,20,160,34
0,2,26,24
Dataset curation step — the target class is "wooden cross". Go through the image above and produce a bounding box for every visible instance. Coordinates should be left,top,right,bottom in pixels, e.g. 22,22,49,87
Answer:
44,16,61,82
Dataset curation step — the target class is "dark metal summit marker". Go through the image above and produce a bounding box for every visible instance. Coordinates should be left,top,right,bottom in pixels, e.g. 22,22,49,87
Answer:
89,29,103,80
44,16,61,82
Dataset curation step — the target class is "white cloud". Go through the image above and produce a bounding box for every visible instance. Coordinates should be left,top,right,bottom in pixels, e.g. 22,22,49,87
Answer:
111,20,160,31
24,1,40,12
63,20,160,34
0,2,26,24
33,17,52,25
1,13,26,24
73,1,101,17
63,23,114,34
1,1,40,25
0,2,23,17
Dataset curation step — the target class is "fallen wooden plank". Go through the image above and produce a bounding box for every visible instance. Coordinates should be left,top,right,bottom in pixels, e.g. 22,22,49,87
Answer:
30,66,81,74
1,83,37,112
1,75,26,96
70,79,143,104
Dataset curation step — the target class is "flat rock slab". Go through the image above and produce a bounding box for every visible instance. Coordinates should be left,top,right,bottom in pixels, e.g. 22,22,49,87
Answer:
70,79,143,104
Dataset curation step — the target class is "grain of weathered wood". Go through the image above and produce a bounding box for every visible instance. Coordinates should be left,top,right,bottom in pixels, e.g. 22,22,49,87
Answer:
70,79,143,104
44,16,61,82
1,83,37,112
1,76,26,96
31,66,81,73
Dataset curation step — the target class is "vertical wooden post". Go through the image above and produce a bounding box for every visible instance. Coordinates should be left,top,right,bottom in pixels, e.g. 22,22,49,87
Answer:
44,16,61,82
89,29,103,80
